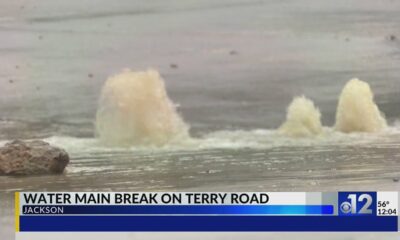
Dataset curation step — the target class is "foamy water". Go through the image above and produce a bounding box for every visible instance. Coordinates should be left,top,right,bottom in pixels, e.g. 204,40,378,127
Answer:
13,123,394,155
1,76,393,152
279,96,323,137
335,78,387,133
95,69,189,146
93,75,390,149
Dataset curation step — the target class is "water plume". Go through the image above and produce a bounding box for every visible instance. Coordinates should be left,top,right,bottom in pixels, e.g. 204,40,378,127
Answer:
335,78,386,133
279,96,323,137
95,69,189,146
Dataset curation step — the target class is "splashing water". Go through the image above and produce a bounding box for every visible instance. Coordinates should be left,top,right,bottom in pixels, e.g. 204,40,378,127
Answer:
92,72,391,148
278,96,323,137
335,78,387,133
95,69,189,146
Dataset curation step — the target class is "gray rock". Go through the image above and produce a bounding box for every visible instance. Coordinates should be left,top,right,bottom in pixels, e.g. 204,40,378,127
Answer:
0,140,69,175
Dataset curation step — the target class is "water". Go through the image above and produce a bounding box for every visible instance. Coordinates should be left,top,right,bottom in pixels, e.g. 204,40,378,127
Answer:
1,0,400,239
335,78,387,133
95,69,189,146
278,96,322,137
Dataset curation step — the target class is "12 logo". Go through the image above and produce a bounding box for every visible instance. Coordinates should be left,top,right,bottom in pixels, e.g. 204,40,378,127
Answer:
338,192,376,215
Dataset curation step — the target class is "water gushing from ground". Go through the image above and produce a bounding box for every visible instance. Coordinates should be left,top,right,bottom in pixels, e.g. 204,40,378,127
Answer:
278,96,323,137
94,76,389,147
95,69,189,146
335,78,387,133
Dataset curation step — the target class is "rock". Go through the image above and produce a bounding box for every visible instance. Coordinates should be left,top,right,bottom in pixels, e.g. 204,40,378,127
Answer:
0,140,69,175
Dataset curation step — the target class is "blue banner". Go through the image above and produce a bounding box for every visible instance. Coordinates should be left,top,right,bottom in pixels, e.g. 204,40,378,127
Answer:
20,216,398,232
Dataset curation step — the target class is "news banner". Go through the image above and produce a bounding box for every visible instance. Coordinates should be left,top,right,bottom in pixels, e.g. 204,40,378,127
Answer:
14,191,399,237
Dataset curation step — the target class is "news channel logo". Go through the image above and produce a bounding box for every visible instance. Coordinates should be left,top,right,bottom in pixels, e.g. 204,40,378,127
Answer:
338,192,377,216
